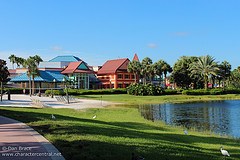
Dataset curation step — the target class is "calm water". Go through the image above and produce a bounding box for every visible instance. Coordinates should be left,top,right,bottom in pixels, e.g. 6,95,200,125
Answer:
139,100,240,138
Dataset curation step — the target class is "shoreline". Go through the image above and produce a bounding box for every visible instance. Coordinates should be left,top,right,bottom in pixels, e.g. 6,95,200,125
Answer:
76,94,240,105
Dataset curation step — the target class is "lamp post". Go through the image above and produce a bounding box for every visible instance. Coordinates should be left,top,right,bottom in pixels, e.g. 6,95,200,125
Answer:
62,77,69,104
51,79,56,98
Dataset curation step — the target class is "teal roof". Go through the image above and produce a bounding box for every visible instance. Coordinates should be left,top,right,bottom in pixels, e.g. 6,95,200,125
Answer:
78,63,88,70
10,70,67,82
49,55,81,62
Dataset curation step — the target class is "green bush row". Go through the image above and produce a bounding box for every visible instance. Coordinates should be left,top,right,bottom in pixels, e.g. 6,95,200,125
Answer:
163,89,178,95
127,83,164,96
45,90,65,96
182,88,240,95
3,88,24,94
66,88,127,95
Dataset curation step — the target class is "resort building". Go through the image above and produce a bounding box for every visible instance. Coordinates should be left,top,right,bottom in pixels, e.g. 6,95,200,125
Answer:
61,61,94,89
10,70,66,93
10,55,99,91
133,53,140,61
39,55,81,70
9,54,140,90
97,58,138,89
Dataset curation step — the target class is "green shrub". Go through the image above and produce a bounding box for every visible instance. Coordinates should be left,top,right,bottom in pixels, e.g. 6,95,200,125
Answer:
127,83,164,96
223,88,240,94
209,89,223,95
4,88,23,94
45,90,65,96
182,89,210,95
182,89,224,95
67,88,127,95
163,89,178,95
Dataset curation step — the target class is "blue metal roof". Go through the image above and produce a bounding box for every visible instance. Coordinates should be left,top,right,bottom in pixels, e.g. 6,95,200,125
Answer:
49,55,81,62
10,70,67,82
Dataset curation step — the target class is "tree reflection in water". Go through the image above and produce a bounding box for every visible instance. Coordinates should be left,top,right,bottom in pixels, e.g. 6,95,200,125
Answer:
139,100,240,138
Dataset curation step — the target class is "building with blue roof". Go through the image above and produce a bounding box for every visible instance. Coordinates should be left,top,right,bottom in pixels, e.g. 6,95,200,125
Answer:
39,55,82,69
49,55,81,62
10,55,100,92
10,70,67,92
11,70,66,83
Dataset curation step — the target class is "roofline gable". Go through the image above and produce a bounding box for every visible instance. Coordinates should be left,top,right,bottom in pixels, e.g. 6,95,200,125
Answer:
116,58,130,72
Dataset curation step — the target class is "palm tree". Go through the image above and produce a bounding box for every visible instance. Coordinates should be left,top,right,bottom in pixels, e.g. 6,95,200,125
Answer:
141,57,153,85
153,60,163,84
160,60,172,87
24,58,33,96
8,54,16,69
219,61,231,88
190,55,219,89
0,59,10,101
23,55,42,95
127,60,141,83
31,55,43,66
31,67,40,95
24,58,38,96
15,57,25,68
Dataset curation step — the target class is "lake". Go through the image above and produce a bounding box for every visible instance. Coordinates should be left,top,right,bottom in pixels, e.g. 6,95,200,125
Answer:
139,100,240,138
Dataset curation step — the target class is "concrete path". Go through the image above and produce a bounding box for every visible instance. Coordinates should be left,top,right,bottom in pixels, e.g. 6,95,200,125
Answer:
0,116,64,160
0,94,117,110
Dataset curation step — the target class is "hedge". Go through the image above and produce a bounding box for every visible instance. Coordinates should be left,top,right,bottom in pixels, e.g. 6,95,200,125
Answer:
3,88,24,94
66,88,127,95
45,90,65,96
182,88,240,95
127,83,163,96
223,88,240,94
163,89,178,95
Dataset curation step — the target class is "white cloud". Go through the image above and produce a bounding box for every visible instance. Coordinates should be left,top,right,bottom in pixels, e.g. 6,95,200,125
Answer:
51,46,63,51
147,43,158,48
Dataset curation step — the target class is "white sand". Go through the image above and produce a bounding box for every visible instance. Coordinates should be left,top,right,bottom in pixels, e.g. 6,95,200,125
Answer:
0,94,116,110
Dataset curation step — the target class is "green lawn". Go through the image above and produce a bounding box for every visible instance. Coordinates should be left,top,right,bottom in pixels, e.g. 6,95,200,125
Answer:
77,94,240,104
0,106,239,160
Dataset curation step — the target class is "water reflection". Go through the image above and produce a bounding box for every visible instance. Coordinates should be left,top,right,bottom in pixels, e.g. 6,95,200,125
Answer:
139,100,240,138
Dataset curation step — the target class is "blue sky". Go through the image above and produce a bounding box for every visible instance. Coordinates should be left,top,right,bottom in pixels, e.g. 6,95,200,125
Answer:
1,0,240,69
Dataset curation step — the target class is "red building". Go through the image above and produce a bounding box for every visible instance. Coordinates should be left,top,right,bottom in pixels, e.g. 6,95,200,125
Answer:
97,58,138,89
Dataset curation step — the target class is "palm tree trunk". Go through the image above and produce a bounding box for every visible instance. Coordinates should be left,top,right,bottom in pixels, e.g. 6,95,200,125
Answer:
164,73,167,88
143,74,146,85
0,82,3,102
134,73,137,83
32,77,35,95
29,77,32,96
204,76,208,89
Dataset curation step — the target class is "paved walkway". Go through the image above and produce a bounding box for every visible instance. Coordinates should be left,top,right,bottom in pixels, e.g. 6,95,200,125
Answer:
0,94,116,110
0,116,64,160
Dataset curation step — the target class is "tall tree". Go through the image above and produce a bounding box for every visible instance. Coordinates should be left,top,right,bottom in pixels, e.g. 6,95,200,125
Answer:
24,57,40,96
171,56,200,89
160,60,172,88
15,57,25,68
8,54,16,69
141,57,153,85
127,60,141,83
218,61,231,88
153,60,163,84
190,55,219,89
0,59,10,101
31,55,43,66
230,68,240,88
